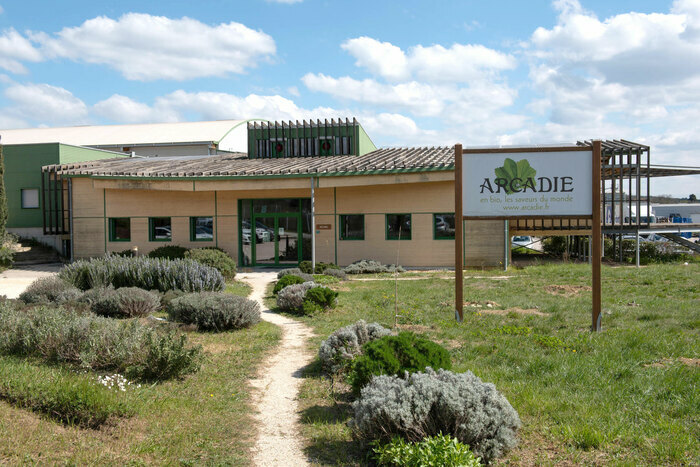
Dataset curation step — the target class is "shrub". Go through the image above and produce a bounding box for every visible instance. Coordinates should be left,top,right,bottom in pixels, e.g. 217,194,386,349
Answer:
114,248,135,257
160,289,187,310
300,261,341,274
91,287,161,318
185,248,237,279
148,245,190,259
344,259,404,275
273,274,306,295
351,368,521,464
542,236,567,256
78,286,113,305
323,268,347,281
0,245,13,268
302,286,338,314
59,255,225,292
372,434,482,467
277,268,314,282
276,281,317,312
0,302,202,381
167,292,260,331
349,332,451,392
319,320,392,373
19,276,82,304
0,356,129,428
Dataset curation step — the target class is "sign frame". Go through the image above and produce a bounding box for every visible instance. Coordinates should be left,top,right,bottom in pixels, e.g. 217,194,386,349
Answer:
455,142,603,331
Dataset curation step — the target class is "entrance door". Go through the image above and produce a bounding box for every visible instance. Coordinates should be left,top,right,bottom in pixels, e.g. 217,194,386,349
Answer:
252,214,301,266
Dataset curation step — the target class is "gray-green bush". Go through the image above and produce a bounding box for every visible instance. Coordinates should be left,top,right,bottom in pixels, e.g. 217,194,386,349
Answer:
19,276,82,304
319,320,392,372
91,287,161,318
351,368,520,464
167,292,260,331
59,255,225,292
0,303,202,381
185,248,237,279
276,281,317,312
343,259,404,274
323,268,347,281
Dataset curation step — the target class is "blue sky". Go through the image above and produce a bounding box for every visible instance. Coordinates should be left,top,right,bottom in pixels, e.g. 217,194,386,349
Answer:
0,0,698,196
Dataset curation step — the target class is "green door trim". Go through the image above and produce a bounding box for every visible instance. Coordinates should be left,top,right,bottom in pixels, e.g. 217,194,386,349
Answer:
251,211,302,267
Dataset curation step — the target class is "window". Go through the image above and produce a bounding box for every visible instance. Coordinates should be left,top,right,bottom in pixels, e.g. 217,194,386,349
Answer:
386,214,411,240
433,213,455,240
340,214,364,240
109,218,131,242
190,216,214,241
149,217,172,241
20,188,39,209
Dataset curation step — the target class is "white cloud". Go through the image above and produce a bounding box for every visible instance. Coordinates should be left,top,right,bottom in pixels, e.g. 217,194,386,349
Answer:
31,13,275,81
4,82,87,124
0,28,42,74
341,37,515,83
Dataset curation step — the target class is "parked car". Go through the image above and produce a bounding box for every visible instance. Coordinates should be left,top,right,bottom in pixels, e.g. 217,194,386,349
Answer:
242,221,270,243
511,235,533,249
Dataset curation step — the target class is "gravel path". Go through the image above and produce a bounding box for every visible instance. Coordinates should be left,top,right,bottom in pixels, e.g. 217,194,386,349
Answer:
0,263,62,298
239,272,314,467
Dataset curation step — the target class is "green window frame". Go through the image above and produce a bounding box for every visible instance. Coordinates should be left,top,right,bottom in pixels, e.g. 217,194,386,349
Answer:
385,213,411,240
190,216,214,242
433,213,456,240
109,218,131,242
339,214,364,240
148,217,172,242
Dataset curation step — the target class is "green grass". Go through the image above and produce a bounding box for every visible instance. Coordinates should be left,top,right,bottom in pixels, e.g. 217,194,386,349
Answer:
226,280,252,297
0,280,281,465
275,263,699,465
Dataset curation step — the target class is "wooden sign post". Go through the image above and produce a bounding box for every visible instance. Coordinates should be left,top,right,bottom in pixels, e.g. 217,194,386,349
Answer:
455,142,603,331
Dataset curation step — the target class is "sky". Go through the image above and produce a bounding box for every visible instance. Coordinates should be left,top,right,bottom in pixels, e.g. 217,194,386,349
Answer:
0,0,698,196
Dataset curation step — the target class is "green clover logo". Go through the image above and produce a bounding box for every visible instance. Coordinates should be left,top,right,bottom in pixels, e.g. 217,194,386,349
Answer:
495,158,537,194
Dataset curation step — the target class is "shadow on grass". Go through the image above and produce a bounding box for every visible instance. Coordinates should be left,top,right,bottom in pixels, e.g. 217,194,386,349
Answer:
298,359,367,465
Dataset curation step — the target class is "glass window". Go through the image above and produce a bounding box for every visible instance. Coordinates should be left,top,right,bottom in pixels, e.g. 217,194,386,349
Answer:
190,217,213,241
109,218,131,242
433,213,455,240
340,214,364,240
21,188,39,209
386,214,411,240
149,217,172,241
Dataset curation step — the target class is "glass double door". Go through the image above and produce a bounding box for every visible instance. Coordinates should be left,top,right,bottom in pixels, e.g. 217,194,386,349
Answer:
252,213,301,266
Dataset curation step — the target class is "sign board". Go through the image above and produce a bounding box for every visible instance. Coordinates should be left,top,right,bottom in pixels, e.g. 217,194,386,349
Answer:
455,143,602,331
462,149,592,218
316,224,332,230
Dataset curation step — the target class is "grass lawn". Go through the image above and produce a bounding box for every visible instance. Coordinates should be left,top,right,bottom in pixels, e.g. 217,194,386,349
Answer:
0,279,280,465
274,263,699,465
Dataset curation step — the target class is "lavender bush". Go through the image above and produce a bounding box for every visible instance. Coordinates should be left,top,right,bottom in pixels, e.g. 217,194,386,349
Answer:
319,320,391,372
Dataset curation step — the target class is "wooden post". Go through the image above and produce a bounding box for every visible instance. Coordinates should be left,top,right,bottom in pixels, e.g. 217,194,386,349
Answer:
455,144,464,322
592,140,602,331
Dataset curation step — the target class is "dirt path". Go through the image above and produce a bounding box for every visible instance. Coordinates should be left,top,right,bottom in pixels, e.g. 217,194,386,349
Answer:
239,272,314,467
0,263,62,299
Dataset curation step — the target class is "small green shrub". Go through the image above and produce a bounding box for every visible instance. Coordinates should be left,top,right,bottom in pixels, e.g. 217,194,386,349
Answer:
148,245,189,259
59,255,225,292
167,292,260,331
91,287,161,318
276,281,317,312
302,286,338,314
300,261,341,274
319,320,392,372
277,268,303,279
78,286,113,305
344,259,404,274
0,356,130,428
273,274,306,295
542,236,567,256
160,289,187,310
351,368,521,464
185,248,237,279
349,332,451,392
372,434,482,467
0,245,13,267
19,276,81,304
114,248,135,257
128,331,204,381
0,303,202,381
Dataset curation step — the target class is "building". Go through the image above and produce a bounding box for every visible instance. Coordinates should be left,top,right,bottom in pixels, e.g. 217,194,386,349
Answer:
2,142,125,251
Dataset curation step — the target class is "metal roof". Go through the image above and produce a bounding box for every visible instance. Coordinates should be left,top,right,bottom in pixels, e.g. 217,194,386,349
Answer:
46,146,455,178
1,120,248,147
